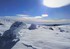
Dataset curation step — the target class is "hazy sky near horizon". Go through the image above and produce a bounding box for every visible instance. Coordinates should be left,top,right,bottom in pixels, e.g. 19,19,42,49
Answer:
0,0,70,19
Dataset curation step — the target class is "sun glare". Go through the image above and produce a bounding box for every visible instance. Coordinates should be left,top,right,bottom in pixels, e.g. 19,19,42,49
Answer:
43,0,70,8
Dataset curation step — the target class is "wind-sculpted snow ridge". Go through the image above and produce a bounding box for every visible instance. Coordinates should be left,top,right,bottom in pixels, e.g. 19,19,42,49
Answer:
22,43,37,49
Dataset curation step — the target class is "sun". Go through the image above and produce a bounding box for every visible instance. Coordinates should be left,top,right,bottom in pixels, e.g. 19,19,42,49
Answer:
43,0,70,8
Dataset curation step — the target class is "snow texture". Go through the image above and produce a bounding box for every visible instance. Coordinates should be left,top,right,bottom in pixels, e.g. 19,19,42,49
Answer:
0,17,70,49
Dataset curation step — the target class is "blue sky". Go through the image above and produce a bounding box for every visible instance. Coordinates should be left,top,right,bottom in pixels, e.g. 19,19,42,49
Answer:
0,0,70,19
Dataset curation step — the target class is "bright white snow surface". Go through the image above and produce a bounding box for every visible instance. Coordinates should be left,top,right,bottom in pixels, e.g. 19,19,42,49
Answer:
0,17,70,49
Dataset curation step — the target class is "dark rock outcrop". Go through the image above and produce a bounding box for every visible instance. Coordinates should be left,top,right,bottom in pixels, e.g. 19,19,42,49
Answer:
49,27,54,30
59,28,65,32
3,21,27,39
10,21,27,30
0,23,3,25
0,21,27,49
28,24,37,30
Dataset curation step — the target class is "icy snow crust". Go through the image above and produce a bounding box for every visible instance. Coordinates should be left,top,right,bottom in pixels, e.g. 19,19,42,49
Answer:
0,18,70,49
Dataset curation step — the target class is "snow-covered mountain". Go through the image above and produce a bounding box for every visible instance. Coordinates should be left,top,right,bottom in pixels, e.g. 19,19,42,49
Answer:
0,17,70,49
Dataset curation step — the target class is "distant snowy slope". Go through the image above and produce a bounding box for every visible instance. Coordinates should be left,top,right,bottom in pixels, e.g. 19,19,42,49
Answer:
12,25,70,49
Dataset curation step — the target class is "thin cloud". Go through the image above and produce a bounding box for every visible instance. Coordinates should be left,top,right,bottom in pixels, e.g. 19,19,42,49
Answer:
1,16,70,24
41,14,48,17
17,14,29,17
16,14,70,24
35,14,48,19
17,14,48,19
